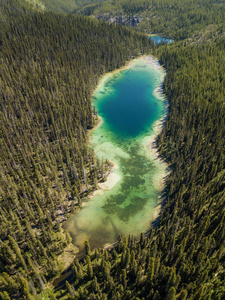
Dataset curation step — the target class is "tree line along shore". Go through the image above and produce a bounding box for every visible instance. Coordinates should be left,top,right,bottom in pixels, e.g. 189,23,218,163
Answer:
0,0,225,299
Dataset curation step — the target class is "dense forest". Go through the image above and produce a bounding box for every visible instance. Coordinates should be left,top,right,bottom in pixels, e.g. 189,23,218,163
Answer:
0,0,152,298
24,0,107,14
78,0,225,40
0,0,225,299
58,35,225,300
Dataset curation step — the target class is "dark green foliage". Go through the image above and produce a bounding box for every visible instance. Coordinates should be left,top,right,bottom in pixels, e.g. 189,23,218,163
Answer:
166,287,176,300
79,0,225,39
1,0,225,299
26,0,107,14
0,1,151,298
85,241,91,257
60,22,225,300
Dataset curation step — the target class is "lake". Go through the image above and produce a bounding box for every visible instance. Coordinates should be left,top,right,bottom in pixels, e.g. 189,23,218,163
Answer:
149,35,173,44
64,56,168,251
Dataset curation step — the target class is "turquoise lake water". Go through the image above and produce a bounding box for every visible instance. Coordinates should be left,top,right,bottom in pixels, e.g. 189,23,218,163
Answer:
149,35,173,45
64,57,167,250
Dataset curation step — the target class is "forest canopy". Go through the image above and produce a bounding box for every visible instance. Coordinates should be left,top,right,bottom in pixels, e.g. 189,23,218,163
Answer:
0,0,152,298
0,0,225,299
77,0,225,40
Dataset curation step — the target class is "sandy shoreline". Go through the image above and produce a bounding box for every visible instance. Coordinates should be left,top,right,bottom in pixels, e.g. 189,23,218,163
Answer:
90,57,136,99
87,55,169,222
143,56,170,223
87,115,103,143
90,161,121,198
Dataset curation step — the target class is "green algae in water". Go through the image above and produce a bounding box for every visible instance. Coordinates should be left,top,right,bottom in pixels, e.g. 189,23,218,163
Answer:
64,58,167,250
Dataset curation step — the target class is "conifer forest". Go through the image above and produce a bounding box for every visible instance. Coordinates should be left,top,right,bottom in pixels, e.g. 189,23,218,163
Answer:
0,0,225,299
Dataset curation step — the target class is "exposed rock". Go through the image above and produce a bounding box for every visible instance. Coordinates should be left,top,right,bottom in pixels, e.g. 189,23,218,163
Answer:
93,13,143,27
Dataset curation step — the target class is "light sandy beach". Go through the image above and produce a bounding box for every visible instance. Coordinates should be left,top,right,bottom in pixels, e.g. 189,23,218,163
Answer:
143,55,170,222
90,161,121,198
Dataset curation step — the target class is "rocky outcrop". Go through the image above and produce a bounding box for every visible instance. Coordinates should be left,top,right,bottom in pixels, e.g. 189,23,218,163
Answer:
94,13,143,27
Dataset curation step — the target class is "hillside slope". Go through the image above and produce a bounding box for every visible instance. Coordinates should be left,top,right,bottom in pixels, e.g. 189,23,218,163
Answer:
0,1,152,298
77,0,225,40
0,0,224,299
57,31,225,300
25,0,106,13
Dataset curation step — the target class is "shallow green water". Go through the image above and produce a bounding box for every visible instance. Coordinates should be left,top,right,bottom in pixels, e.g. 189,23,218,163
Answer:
149,35,173,45
64,57,167,250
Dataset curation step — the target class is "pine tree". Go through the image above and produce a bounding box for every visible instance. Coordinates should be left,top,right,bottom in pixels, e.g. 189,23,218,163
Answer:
66,281,76,299
86,256,93,279
8,236,27,271
177,290,188,300
85,241,91,256
166,287,176,300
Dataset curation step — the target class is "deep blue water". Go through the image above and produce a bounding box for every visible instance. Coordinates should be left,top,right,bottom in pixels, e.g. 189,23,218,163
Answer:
95,63,163,139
